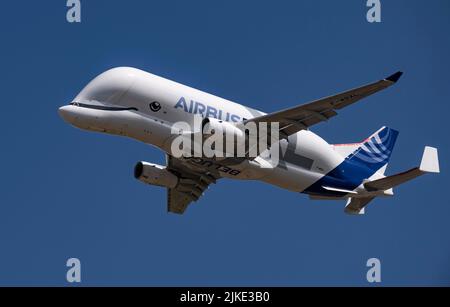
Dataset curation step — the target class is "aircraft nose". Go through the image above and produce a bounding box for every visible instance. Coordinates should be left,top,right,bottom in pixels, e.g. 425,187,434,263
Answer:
58,105,77,124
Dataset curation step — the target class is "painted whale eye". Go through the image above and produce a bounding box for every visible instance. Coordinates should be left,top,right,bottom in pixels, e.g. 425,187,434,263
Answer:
149,101,161,112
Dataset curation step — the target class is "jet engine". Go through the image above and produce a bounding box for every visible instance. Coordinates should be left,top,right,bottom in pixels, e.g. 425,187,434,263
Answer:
134,161,178,188
202,117,245,139
201,117,247,157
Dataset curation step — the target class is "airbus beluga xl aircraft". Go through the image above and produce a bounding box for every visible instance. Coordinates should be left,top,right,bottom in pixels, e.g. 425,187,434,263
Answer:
58,67,439,215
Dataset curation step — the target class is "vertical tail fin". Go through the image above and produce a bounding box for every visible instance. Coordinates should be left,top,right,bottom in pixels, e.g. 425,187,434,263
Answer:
307,127,399,196
334,127,399,175
351,126,399,173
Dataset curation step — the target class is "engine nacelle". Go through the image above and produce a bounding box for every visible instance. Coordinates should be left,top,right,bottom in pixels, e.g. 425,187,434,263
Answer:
202,117,246,157
134,161,178,188
202,117,245,139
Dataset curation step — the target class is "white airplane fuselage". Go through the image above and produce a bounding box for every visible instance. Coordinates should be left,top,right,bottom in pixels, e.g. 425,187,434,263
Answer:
58,67,387,199
59,67,440,214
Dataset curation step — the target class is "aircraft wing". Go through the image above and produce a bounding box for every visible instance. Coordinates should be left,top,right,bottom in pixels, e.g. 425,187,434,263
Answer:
166,155,219,214
244,72,403,137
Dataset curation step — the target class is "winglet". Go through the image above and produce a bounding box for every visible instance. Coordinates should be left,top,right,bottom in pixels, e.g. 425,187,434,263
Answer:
385,71,403,83
420,146,440,173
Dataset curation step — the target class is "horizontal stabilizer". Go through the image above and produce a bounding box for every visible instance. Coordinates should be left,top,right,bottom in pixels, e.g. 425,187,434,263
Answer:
345,197,375,215
364,146,439,191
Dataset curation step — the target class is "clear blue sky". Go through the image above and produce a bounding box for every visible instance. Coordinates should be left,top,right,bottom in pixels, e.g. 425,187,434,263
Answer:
0,1,449,286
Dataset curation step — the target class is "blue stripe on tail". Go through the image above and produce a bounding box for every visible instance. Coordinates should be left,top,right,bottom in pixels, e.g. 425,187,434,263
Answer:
348,126,398,173
304,127,399,197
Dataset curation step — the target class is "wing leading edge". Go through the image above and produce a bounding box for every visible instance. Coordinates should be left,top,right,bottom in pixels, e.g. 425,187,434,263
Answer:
244,72,403,137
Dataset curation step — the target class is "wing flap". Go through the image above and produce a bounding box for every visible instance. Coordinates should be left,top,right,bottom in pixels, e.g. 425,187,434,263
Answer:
166,155,219,214
167,189,196,214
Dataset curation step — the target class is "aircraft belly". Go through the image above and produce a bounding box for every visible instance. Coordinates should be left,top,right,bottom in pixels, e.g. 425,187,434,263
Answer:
257,162,324,192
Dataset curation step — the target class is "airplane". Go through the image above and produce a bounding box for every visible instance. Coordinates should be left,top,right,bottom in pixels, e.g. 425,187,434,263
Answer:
58,67,440,215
